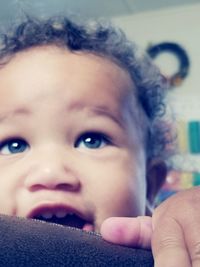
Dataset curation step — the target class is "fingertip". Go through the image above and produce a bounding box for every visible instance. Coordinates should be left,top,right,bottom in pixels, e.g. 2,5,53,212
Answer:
101,216,152,249
100,217,125,244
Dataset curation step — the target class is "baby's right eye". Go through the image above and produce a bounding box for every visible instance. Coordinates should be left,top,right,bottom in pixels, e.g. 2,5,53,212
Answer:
0,138,29,155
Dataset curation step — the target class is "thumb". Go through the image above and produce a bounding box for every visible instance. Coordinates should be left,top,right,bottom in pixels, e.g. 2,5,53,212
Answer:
100,216,152,249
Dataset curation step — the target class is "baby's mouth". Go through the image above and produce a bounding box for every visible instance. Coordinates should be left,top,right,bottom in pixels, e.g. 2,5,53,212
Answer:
28,206,94,231
34,212,86,229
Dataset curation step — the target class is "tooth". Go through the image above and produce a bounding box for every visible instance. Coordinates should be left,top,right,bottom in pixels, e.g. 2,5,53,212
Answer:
55,211,67,218
41,212,53,219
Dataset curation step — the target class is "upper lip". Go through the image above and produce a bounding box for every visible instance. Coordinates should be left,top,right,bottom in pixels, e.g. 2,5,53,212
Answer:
26,203,93,223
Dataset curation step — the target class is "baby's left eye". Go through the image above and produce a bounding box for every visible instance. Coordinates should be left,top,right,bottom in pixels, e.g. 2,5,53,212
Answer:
75,132,110,149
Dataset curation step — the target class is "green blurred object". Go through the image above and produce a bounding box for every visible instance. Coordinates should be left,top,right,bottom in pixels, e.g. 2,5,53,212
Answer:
188,121,200,154
193,172,200,186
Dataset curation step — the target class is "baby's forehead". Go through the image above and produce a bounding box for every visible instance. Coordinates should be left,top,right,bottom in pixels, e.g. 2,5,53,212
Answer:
1,45,136,94
0,45,138,110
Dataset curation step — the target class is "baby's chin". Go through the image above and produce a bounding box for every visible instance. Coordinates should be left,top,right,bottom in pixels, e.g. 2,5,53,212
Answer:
82,223,95,232
83,220,103,233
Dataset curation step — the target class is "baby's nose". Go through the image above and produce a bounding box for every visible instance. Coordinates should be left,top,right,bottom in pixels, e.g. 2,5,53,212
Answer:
24,146,81,192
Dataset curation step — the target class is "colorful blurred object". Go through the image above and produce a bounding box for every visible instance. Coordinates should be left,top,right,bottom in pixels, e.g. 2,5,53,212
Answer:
157,120,200,204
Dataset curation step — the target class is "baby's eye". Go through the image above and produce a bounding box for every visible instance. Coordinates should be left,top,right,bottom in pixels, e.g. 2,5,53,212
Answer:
75,132,110,149
0,138,29,155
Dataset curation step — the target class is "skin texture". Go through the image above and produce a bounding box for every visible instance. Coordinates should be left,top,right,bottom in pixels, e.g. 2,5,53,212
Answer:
152,187,200,267
0,45,162,232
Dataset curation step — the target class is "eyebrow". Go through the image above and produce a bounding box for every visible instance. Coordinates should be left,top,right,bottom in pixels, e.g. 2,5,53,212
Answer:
0,104,125,128
0,107,31,122
68,102,125,129
90,107,124,127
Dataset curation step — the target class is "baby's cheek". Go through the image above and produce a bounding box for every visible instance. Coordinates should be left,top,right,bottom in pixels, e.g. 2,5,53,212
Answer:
0,190,14,215
0,170,26,216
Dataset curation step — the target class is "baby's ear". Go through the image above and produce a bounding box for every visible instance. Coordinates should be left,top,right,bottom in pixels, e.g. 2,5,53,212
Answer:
146,159,167,215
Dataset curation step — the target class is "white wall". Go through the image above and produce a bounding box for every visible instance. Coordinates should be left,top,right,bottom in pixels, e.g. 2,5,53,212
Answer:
112,3,200,120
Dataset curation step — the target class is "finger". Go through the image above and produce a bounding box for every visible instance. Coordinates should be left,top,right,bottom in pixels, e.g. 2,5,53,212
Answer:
152,217,191,267
180,216,200,267
153,187,200,267
100,216,152,249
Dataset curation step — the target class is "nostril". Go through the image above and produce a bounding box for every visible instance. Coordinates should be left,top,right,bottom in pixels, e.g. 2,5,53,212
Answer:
56,183,80,191
28,184,47,192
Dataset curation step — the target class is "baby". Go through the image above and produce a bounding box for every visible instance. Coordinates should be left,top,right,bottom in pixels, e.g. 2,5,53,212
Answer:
0,16,199,266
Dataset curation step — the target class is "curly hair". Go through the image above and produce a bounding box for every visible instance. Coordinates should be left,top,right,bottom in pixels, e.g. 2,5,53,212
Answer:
0,16,174,163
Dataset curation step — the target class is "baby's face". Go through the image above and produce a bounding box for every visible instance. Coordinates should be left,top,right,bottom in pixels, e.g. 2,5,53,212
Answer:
0,46,147,232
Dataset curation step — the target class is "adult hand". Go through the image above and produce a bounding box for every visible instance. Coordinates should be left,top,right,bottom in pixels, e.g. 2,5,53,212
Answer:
151,187,200,267
101,187,200,267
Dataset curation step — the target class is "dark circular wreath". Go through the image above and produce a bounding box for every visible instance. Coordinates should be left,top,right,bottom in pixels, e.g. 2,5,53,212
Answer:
147,42,190,88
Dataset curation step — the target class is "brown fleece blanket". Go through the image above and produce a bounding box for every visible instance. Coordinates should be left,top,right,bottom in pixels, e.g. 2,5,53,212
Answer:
0,214,153,266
